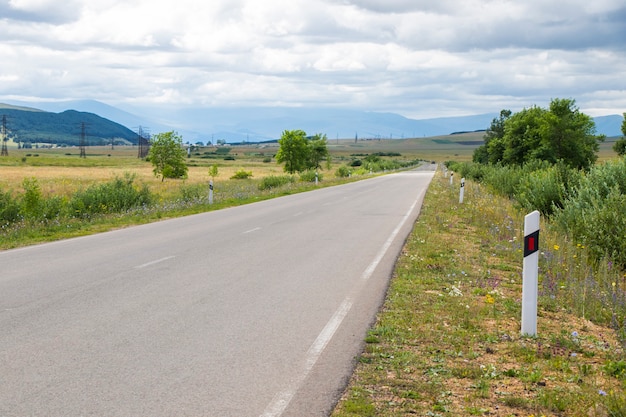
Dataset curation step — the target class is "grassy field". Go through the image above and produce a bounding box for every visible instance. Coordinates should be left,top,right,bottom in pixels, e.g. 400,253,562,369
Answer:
0,133,485,199
331,172,625,416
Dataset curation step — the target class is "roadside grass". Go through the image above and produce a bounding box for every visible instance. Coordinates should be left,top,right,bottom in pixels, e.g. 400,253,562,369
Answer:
332,171,626,416
0,173,369,250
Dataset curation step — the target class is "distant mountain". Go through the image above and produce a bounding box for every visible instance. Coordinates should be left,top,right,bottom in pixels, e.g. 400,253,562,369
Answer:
114,105,499,142
0,103,139,146
3,100,622,144
593,115,623,138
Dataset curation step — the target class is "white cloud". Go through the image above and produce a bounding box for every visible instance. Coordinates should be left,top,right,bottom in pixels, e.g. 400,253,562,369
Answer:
0,0,625,118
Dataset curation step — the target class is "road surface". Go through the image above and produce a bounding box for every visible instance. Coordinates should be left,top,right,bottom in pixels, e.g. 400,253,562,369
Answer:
0,167,435,416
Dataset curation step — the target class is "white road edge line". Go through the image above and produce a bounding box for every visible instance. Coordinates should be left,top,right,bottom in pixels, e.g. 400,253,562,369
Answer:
134,256,175,269
244,227,262,234
260,187,428,417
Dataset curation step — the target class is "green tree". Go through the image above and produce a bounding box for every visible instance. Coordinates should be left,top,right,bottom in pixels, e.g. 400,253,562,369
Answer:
501,106,547,166
276,130,308,173
148,131,188,181
306,133,329,170
476,99,603,170
612,113,626,156
473,109,511,164
539,98,603,170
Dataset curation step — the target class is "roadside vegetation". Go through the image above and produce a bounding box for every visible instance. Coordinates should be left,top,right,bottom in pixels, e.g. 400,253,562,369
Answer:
332,171,626,417
333,102,626,416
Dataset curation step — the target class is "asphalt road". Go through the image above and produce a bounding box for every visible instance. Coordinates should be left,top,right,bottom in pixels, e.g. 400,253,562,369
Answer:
0,166,435,417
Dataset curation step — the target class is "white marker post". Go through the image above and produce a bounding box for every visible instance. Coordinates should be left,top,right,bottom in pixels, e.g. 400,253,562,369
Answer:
315,172,319,186
450,172,454,186
459,177,465,204
521,210,540,336
209,180,214,205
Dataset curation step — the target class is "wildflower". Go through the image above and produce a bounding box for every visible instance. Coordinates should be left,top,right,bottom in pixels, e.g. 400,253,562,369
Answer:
599,389,607,396
553,244,560,250
572,331,579,338
485,294,495,304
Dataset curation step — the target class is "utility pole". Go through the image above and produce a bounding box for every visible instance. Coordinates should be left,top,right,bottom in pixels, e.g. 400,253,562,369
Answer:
79,122,87,158
137,126,150,158
1,115,9,156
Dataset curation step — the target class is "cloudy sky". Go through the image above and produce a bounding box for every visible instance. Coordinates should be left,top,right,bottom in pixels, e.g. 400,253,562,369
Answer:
1,0,625,119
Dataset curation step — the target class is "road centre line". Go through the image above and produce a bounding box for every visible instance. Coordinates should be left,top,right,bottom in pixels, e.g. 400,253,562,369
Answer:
134,256,175,269
243,227,262,234
260,186,428,417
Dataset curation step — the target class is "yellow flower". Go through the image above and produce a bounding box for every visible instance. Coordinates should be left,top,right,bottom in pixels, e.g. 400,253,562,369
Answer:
554,245,560,250
485,294,495,304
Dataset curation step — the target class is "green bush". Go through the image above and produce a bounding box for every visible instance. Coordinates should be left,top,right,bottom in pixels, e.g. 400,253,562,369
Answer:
550,158,626,267
21,177,43,220
299,170,322,182
0,190,20,224
515,166,565,216
230,169,253,179
258,175,295,190
70,173,152,217
179,184,207,203
482,164,524,198
335,165,351,178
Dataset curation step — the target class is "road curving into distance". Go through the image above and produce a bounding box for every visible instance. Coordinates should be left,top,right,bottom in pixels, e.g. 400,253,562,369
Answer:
0,165,436,417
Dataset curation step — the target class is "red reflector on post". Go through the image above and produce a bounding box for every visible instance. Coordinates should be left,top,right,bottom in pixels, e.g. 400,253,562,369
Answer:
524,230,540,257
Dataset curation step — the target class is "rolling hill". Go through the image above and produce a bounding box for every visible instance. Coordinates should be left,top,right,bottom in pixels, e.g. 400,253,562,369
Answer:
0,103,139,146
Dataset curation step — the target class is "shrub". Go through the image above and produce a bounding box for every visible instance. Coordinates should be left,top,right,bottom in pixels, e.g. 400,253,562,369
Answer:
552,158,626,267
70,173,152,217
335,165,351,178
299,170,322,182
258,175,295,190
0,189,20,224
482,164,524,198
230,169,253,179
179,184,207,203
515,166,566,216
21,177,43,220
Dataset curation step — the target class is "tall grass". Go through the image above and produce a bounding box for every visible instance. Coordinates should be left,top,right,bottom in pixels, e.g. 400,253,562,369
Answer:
447,158,626,346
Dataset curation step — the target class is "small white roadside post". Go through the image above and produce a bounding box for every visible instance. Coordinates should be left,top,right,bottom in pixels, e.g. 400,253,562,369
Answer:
315,172,319,186
521,210,540,336
459,177,465,204
450,172,454,186
209,180,214,205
